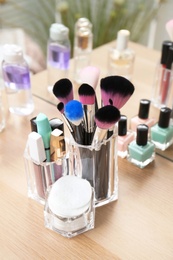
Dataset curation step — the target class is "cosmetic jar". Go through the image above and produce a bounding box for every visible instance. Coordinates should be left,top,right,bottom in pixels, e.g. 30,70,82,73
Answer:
44,175,95,238
24,142,68,204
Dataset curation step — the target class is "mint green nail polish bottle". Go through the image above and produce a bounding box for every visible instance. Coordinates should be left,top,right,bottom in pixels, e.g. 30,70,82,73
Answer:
151,107,173,151
127,124,155,168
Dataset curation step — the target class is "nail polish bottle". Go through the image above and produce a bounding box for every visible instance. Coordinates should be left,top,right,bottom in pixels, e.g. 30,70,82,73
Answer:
118,115,135,158
108,29,135,81
151,107,173,150
151,40,173,108
130,99,156,133
127,124,155,168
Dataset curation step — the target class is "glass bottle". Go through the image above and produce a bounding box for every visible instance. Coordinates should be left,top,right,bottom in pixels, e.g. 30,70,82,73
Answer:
108,29,135,81
47,23,71,92
2,44,34,116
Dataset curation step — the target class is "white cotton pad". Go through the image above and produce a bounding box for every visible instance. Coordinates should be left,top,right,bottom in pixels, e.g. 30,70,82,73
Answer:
48,175,92,218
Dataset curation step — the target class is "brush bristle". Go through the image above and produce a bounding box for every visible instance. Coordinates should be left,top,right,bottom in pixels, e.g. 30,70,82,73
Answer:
79,66,100,90
57,102,64,113
95,105,120,129
100,76,135,108
53,78,73,104
78,84,95,105
64,100,84,125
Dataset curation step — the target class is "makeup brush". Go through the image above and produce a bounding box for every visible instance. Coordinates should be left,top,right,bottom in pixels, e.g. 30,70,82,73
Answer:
56,102,73,136
78,83,96,144
100,75,135,109
64,100,84,144
53,78,74,104
166,19,173,41
79,66,100,90
92,105,120,150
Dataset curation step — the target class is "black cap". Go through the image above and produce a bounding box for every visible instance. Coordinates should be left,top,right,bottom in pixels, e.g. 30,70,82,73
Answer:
166,46,173,69
136,124,148,146
138,99,151,119
30,117,37,132
158,107,171,128
161,40,173,65
118,115,127,136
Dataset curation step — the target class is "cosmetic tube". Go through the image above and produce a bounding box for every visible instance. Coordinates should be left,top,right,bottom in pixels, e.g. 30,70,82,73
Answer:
151,107,173,150
151,40,173,108
108,30,135,80
130,99,156,133
73,18,93,83
47,23,71,92
127,124,155,168
44,175,95,238
118,115,135,158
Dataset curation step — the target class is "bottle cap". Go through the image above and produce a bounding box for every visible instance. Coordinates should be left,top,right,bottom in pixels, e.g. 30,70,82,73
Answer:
75,17,92,31
50,23,69,41
158,107,171,128
138,99,150,119
136,124,148,146
118,115,127,136
166,46,173,69
160,40,173,65
116,30,130,51
3,44,24,63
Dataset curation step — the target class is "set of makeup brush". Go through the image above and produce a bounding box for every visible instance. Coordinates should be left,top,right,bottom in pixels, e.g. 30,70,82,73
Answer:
52,66,135,149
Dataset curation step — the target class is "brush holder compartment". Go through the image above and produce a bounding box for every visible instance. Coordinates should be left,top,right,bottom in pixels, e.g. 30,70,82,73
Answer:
66,128,118,207
24,142,68,204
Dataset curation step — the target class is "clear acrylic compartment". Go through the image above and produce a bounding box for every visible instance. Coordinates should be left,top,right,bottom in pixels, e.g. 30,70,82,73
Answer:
24,142,68,204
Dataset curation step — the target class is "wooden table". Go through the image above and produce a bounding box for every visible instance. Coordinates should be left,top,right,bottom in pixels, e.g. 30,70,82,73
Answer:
1,42,173,259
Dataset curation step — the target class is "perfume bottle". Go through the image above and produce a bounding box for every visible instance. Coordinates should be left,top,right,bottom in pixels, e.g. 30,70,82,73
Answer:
47,23,71,92
73,18,93,83
151,107,173,150
151,40,173,108
118,115,135,158
2,44,34,116
127,124,155,168
108,29,135,80
130,99,156,133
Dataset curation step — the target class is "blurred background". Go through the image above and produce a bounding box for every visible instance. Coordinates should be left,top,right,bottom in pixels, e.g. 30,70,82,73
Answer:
0,0,172,73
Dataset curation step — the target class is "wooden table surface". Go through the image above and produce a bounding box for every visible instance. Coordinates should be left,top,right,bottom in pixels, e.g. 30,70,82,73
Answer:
1,41,173,259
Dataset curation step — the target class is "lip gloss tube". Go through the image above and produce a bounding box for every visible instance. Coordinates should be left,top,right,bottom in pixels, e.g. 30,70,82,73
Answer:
151,40,173,108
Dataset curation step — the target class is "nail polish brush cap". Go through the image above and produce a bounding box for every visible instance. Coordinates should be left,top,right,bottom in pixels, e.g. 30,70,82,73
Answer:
166,46,173,69
161,40,173,65
138,99,150,119
136,124,148,146
158,107,171,128
118,115,127,136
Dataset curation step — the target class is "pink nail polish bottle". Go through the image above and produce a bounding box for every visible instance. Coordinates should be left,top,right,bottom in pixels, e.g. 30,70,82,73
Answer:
130,99,156,133
118,115,135,158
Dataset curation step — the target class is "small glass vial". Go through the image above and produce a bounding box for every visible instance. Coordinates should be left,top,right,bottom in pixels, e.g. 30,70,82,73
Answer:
127,124,155,168
151,40,173,108
2,44,34,116
73,18,93,84
130,99,156,133
47,23,71,92
118,115,135,158
108,29,135,81
151,107,173,151
44,175,95,238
